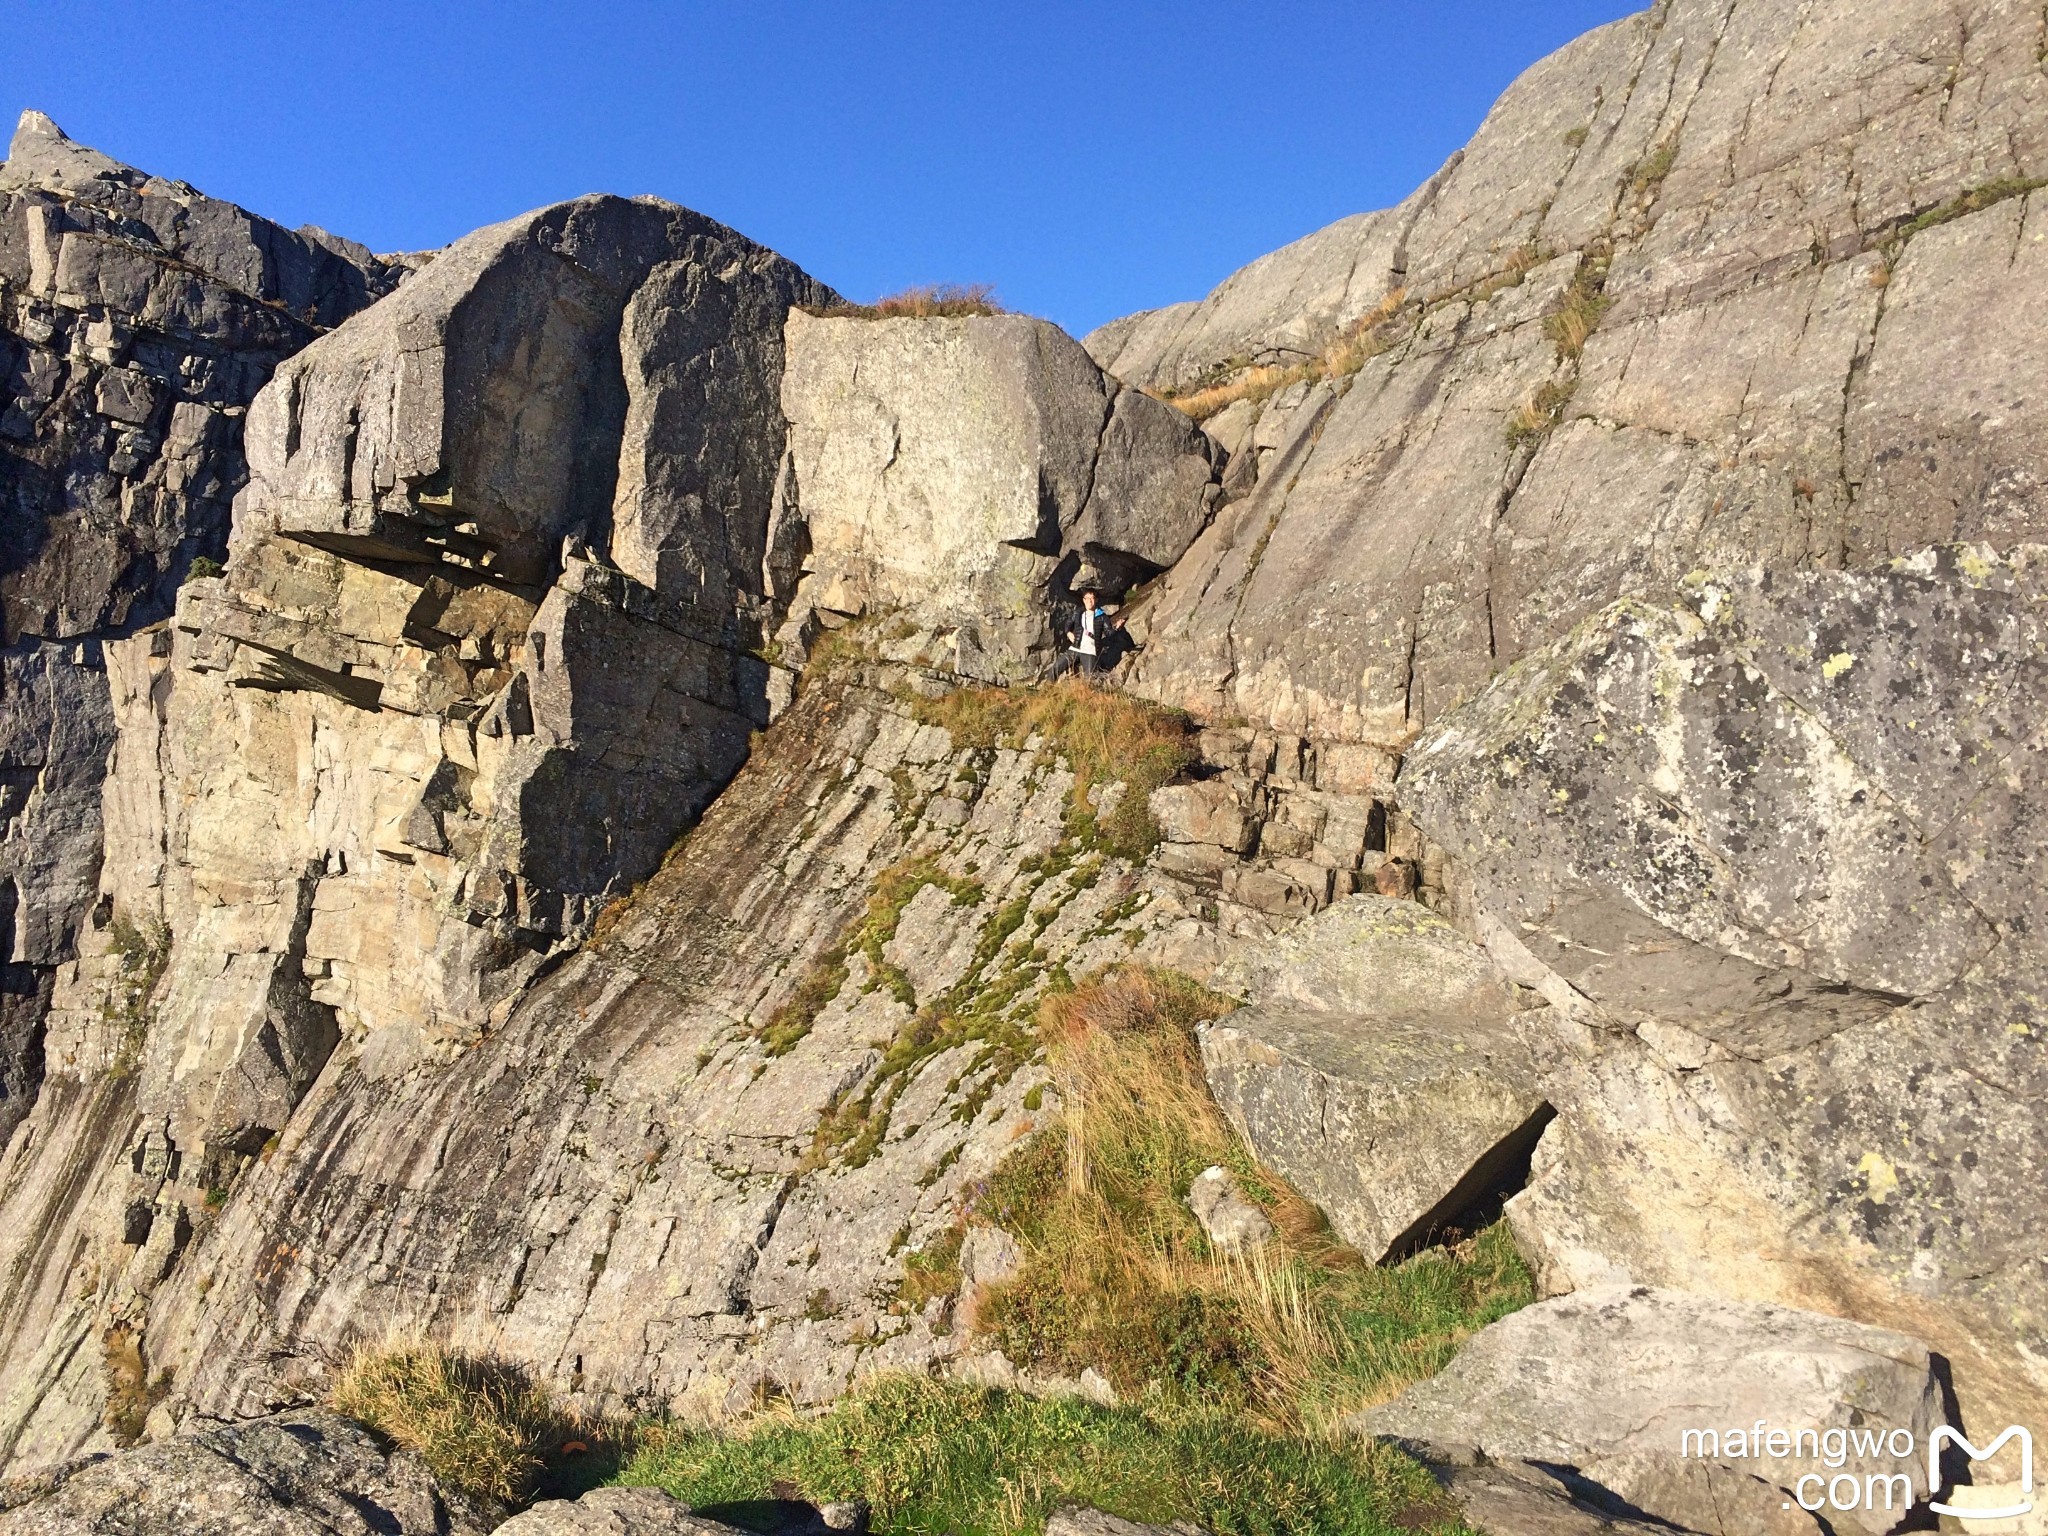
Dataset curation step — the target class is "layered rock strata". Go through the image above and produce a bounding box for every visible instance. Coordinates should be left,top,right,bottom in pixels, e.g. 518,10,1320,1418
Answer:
1091,0,2048,746
0,111,403,1139
66,660,1220,1439
0,190,832,1466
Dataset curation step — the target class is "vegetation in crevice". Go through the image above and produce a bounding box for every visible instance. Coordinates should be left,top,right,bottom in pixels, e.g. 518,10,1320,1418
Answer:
1153,288,1411,423
1503,242,1613,448
967,967,1534,1434
1626,132,1681,207
1877,174,2048,276
102,1324,171,1445
103,910,171,1078
759,857,981,1057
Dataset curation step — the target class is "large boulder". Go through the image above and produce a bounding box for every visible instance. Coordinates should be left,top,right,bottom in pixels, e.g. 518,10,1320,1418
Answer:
1201,897,1549,1261
775,310,1219,679
1355,1286,1945,1536
0,1411,487,1536
1400,548,2048,1436
495,1489,748,1536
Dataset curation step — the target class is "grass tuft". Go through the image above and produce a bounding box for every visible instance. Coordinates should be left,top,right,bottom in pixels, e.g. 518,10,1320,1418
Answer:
813,284,1005,320
331,1331,590,1507
1504,378,1579,448
617,1374,1465,1536
1158,290,1410,423
102,1325,170,1446
1628,134,1681,203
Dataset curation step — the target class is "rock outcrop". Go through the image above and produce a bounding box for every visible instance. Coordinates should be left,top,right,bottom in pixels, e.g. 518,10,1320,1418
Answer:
774,310,1220,680
0,1410,487,1536
0,111,403,1140
1091,0,2048,747
5,0,2048,1505
1201,898,1550,1262
0,188,838,1465
494,1488,747,1536
1356,1285,1945,1536
1070,0,2048,1445
1401,548,2048,1438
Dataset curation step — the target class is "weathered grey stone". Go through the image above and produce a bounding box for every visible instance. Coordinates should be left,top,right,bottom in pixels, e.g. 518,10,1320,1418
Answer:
776,311,1217,679
1426,1459,1716,1536
0,113,400,1148
1202,897,1546,1262
1399,550,2048,1433
958,1224,1024,1290
1186,1166,1271,1251
0,1410,487,1536
1044,1507,1200,1536
0,652,1210,1462
494,1488,746,1536
1354,1286,1943,1536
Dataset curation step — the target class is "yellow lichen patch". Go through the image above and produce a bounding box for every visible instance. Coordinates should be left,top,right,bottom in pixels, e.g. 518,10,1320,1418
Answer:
1856,1151,1900,1205
1822,651,1857,680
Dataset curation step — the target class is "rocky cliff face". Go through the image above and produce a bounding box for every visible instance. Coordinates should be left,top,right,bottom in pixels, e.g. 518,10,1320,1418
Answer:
3,0,2047,1516
0,158,1238,1463
0,112,404,1141
1091,0,2048,747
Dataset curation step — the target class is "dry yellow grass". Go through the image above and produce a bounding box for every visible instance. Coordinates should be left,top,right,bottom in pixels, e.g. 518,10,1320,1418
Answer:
814,283,1004,320
972,967,1532,1433
1158,289,1410,423
331,1330,584,1506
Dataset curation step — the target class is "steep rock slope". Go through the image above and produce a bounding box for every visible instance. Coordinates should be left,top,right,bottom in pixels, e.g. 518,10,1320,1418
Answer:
0,112,403,1140
0,191,835,1467
1091,0,2048,744
0,188,1235,1465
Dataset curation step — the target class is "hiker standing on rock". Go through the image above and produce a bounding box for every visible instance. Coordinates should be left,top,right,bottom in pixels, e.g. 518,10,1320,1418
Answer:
1056,588,1109,681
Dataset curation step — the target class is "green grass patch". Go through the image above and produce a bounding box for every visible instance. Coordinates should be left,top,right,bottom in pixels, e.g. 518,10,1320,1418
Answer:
615,1375,1465,1536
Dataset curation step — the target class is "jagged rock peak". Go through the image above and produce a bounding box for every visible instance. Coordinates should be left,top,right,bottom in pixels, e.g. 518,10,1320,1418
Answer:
0,110,139,193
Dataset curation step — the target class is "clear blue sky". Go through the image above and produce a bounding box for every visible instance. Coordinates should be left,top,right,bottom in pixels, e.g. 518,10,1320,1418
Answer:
8,1,1643,337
